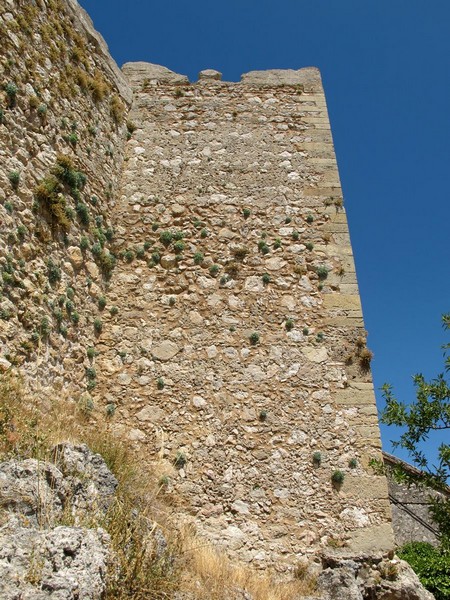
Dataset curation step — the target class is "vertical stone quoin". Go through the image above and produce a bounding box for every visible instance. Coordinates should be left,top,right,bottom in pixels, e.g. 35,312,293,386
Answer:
93,61,394,565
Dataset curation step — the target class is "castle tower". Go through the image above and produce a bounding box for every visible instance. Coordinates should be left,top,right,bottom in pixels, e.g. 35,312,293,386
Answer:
94,62,394,565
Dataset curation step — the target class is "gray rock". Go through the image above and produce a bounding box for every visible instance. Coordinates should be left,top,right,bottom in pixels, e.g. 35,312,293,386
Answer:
0,459,67,528
0,524,109,600
122,62,189,87
240,67,322,89
316,555,435,600
152,340,180,361
52,443,118,515
199,69,222,81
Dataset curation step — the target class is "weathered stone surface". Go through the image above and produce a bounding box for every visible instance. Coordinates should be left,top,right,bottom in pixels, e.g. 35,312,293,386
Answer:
66,0,132,104
317,555,435,600
241,66,322,88
152,340,180,361
0,0,397,578
122,61,189,85
0,524,109,600
199,69,223,81
53,443,118,514
67,246,84,269
0,460,66,527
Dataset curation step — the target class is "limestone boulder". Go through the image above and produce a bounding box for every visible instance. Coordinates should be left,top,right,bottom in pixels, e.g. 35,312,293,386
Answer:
0,524,110,600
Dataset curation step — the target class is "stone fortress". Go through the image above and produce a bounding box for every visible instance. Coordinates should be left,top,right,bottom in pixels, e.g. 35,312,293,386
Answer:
1,0,432,582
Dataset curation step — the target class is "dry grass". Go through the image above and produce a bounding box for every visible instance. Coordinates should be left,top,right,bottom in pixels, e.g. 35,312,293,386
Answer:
178,529,317,600
0,372,317,599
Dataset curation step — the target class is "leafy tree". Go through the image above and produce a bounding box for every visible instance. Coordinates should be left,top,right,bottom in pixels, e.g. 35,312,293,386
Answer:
398,542,450,600
380,314,450,548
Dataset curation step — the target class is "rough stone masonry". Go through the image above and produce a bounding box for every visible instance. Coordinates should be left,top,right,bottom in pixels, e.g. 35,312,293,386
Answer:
0,0,394,571
95,62,394,566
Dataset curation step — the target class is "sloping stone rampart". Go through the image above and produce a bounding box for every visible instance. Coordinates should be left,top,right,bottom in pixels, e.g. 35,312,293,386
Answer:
0,0,131,396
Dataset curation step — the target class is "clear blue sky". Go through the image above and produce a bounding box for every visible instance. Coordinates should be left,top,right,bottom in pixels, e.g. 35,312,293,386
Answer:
79,0,450,467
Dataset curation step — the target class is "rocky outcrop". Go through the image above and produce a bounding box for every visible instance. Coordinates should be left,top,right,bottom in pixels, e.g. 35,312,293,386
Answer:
0,525,109,600
0,444,115,599
315,553,435,600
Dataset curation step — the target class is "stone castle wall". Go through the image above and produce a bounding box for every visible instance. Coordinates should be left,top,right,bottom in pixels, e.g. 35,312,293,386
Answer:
0,0,131,396
384,452,448,547
0,0,394,568
93,62,393,565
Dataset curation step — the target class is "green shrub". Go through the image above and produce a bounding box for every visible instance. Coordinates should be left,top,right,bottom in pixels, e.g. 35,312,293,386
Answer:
152,222,160,231
398,542,450,600
348,458,358,469
47,259,61,284
292,231,299,241
209,264,219,276
200,228,208,239
273,238,282,250
160,231,173,246
110,306,119,316
306,214,314,223
80,236,89,251
98,296,106,310
285,319,294,331
106,403,116,417
65,299,74,314
136,247,145,259
5,82,17,107
316,265,329,280
173,240,185,254
259,410,267,422
39,317,50,338
86,366,96,380
94,318,102,334
4,201,13,214
258,240,270,255
8,170,20,190
313,451,322,465
173,451,187,468
34,176,70,229
305,242,314,251
37,103,47,118
249,332,260,345
91,242,102,258
17,225,27,238
331,470,345,485
76,203,90,226
68,132,78,146
157,377,165,390
87,347,96,360
243,208,251,218
71,311,80,325
262,273,271,285
123,249,135,263
151,252,160,265
193,252,204,265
